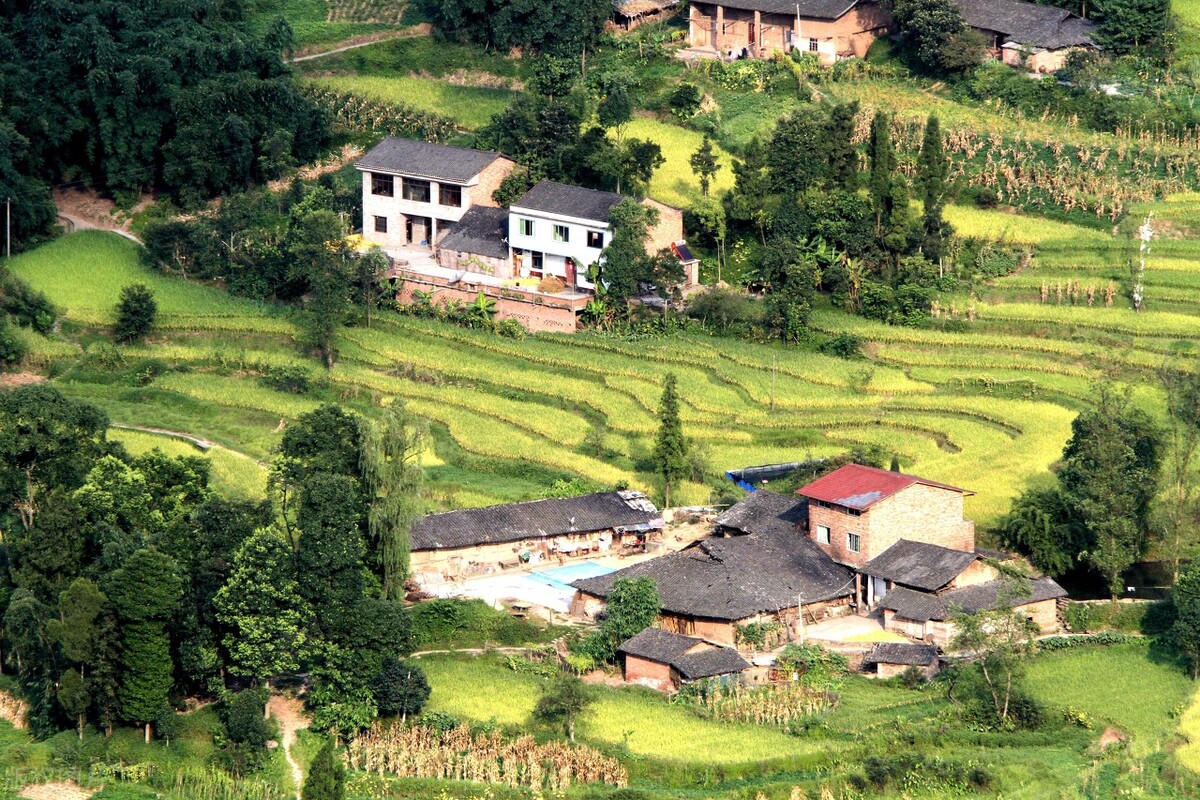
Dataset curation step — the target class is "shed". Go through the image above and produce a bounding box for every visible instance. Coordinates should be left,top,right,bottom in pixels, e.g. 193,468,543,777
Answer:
862,642,939,680
617,627,750,691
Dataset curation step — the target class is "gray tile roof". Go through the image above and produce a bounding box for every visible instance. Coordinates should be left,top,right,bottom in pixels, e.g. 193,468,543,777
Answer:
438,206,510,260
511,181,625,224
673,647,752,680
713,490,807,537
694,0,862,21
880,577,1067,622
356,138,506,183
955,0,1097,49
411,491,661,551
863,642,939,667
862,540,978,592
617,627,750,680
573,528,854,620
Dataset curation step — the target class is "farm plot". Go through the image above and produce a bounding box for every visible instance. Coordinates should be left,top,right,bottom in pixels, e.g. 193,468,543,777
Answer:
305,75,516,130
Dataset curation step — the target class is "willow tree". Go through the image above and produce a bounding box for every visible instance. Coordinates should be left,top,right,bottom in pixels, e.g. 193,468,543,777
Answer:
361,402,426,600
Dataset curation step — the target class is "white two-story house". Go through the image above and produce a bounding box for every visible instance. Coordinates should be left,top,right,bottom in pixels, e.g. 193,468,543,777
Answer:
506,181,625,292
355,138,515,251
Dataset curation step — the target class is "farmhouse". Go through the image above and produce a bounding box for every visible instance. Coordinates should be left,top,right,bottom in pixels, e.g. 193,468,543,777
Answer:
617,627,750,691
957,0,1097,73
572,465,1066,651
571,492,856,648
409,490,663,580
862,642,939,679
613,0,680,30
686,0,891,64
357,138,515,251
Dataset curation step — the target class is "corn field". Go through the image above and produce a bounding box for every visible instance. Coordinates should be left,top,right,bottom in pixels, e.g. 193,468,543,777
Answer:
326,0,407,23
303,86,459,142
676,682,837,728
344,723,627,789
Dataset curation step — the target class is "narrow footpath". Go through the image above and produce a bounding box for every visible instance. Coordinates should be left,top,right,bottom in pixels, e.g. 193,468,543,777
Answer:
267,695,310,800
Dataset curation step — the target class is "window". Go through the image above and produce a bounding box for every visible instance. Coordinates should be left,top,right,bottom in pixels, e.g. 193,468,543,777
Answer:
816,525,830,545
370,173,394,197
373,216,388,233
531,251,544,271
402,178,430,203
808,37,819,52
553,224,570,243
439,184,462,207
519,218,535,237
587,230,604,249
847,533,861,553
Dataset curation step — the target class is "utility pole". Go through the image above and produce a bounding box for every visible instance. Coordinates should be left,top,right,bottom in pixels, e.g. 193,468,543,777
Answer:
5,197,10,261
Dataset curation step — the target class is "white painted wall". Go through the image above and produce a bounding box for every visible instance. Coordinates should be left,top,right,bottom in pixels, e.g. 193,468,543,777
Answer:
359,169,479,249
507,207,610,288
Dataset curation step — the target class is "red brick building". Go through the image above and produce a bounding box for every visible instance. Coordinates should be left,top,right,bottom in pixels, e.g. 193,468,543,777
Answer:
617,627,750,692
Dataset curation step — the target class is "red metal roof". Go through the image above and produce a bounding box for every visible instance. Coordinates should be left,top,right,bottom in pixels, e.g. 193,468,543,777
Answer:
796,464,970,511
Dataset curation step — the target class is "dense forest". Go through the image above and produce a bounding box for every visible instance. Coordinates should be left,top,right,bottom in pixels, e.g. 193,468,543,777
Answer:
0,387,428,751
0,0,329,250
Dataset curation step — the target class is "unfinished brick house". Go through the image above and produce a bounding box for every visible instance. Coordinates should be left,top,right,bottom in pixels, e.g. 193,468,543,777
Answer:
862,642,939,680
616,627,750,691
687,0,891,64
409,491,662,582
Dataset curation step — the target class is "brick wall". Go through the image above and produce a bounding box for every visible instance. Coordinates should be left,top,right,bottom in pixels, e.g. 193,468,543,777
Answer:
468,157,516,209
875,661,939,680
808,503,872,568
867,484,975,558
624,655,674,691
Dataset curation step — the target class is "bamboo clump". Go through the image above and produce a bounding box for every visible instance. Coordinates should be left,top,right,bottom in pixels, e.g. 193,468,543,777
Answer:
344,723,627,790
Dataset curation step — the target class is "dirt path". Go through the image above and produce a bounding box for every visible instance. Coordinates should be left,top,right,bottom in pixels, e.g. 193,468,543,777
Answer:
268,695,310,800
17,782,94,800
111,423,214,451
54,188,145,245
289,25,430,62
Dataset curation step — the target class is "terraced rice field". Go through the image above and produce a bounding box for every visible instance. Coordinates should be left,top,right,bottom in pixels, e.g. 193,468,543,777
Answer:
11,219,1200,528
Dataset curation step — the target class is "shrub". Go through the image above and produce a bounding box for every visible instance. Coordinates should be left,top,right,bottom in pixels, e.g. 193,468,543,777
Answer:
420,710,460,733
900,665,926,689
1064,602,1094,633
0,317,28,368
369,658,431,718
258,364,312,394
1,271,57,333
818,332,863,359
114,283,157,343
668,82,702,119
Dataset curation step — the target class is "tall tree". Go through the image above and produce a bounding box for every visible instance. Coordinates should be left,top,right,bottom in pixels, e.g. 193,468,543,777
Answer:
915,114,952,262
214,528,310,683
1058,387,1161,602
288,190,352,368
826,102,860,192
369,658,430,719
1170,561,1200,679
767,109,831,194
949,598,1037,727
533,674,594,741
296,473,366,636
107,547,183,742
652,374,689,509
600,577,660,654
48,578,107,737
1094,0,1173,57
0,385,109,531
868,112,896,235
689,137,720,198
726,141,774,244
890,0,968,74
1157,360,1200,579
361,402,426,600
597,199,678,303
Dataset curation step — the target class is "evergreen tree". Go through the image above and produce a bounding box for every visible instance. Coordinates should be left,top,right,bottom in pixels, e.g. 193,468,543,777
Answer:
113,284,157,344
1059,387,1162,602
48,578,107,737
652,374,689,509
107,547,182,742
915,115,951,262
302,737,346,800
689,137,720,197
868,112,896,234
214,528,310,682
826,102,860,191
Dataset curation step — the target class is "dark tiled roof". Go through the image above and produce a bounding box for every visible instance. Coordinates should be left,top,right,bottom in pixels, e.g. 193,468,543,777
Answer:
863,642,939,667
713,490,807,537
673,647,751,680
617,627,700,662
881,577,1068,622
411,491,661,551
511,181,625,224
438,206,509,260
616,627,749,679
862,540,978,592
694,0,862,21
956,0,1097,49
356,138,506,183
573,528,854,620
797,464,969,511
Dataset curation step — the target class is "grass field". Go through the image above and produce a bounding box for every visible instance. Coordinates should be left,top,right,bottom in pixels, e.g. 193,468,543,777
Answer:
623,116,736,207
109,428,268,499
306,75,517,130
248,0,409,49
